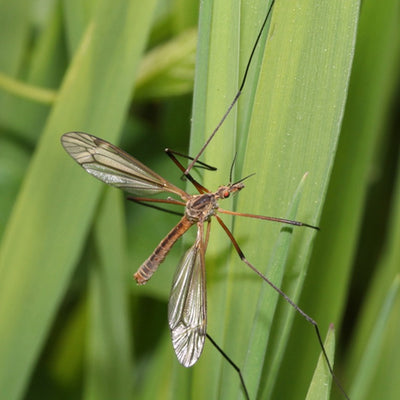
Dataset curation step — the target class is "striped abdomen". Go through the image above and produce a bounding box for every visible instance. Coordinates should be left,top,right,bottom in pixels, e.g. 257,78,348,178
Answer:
134,216,193,285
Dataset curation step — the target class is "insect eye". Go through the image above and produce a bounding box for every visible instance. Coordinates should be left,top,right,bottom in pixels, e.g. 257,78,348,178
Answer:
223,191,230,198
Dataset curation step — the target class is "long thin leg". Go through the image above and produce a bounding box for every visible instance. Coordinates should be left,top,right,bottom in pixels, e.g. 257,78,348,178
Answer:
127,196,186,206
214,214,350,400
165,148,210,194
200,222,250,399
127,197,184,217
165,148,217,171
185,0,276,175
218,208,320,230
206,333,250,400
204,220,212,250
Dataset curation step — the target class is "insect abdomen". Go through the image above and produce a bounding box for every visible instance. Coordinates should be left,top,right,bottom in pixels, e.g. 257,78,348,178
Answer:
134,216,193,285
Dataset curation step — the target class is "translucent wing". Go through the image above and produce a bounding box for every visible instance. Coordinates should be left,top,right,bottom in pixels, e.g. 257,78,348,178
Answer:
168,226,206,367
61,132,188,198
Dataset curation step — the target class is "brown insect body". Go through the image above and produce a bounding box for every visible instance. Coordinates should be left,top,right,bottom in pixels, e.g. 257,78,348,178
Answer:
134,182,244,285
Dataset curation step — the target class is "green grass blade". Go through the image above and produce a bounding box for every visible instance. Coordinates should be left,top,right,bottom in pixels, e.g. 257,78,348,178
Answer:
0,137,29,238
305,325,335,400
0,2,157,399
139,332,186,400
0,2,66,141
224,1,358,399
345,150,400,399
280,0,400,397
169,1,360,399
84,189,133,400
243,173,313,396
0,0,30,130
349,276,400,400
135,28,197,99
188,0,242,397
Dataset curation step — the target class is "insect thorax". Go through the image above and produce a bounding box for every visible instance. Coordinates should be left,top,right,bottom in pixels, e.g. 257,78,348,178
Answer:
185,193,218,223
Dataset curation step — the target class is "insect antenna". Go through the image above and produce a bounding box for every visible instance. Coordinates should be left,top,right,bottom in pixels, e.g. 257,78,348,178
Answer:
185,0,276,175
231,173,256,186
228,152,238,184
228,153,256,187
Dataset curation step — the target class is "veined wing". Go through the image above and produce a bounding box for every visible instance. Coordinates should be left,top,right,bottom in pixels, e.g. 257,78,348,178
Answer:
168,225,206,367
61,132,188,198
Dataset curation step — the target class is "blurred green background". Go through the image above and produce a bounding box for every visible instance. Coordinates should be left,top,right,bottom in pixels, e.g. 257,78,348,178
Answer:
0,0,399,399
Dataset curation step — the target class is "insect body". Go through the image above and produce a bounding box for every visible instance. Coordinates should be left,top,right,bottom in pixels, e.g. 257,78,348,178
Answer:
135,183,244,285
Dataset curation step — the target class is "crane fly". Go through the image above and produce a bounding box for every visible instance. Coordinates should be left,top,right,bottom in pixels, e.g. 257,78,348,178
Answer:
61,0,350,398
62,131,318,367
61,131,344,400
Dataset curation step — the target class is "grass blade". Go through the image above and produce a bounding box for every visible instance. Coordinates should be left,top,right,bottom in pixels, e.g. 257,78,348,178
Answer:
349,276,400,400
84,189,133,399
178,0,360,399
0,2,157,399
306,324,335,400
282,0,400,397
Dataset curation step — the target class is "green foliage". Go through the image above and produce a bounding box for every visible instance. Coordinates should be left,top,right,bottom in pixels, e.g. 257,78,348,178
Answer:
0,0,399,399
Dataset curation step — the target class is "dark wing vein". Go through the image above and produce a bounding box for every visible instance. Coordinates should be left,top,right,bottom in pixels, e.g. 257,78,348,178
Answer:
61,132,188,198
